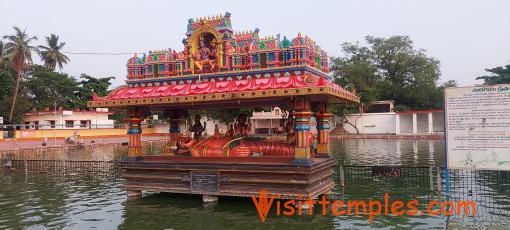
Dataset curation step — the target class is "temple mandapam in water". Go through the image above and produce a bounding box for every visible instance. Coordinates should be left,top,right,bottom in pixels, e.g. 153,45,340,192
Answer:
88,12,359,201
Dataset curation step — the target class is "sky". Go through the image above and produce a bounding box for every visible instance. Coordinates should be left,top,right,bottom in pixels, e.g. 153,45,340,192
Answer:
1,0,509,88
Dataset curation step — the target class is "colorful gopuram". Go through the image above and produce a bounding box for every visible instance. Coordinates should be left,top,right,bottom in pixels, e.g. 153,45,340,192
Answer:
88,12,359,202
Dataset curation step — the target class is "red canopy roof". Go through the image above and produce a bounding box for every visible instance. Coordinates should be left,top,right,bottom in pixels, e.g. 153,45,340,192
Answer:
95,75,347,101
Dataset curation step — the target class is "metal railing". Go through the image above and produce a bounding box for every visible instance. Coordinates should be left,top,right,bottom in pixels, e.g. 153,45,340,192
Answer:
2,160,118,174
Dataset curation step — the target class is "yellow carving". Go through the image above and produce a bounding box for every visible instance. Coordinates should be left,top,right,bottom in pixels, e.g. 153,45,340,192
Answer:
128,147,143,157
317,143,330,154
219,43,224,67
295,147,310,159
189,23,223,75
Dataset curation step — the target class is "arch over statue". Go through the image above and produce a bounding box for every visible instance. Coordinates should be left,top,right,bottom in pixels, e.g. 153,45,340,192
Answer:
189,23,223,74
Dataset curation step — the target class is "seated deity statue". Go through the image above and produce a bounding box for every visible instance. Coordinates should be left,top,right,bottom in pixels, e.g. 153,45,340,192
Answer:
193,36,218,73
208,38,218,70
213,124,222,138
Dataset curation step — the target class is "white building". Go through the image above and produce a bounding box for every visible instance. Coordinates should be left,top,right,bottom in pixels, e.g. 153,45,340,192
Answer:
396,110,444,135
250,107,329,135
250,107,286,135
341,110,444,135
341,112,397,134
23,108,115,130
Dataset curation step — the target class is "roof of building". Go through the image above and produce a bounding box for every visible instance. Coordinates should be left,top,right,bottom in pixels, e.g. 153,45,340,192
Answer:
25,109,114,116
395,110,443,114
88,13,359,109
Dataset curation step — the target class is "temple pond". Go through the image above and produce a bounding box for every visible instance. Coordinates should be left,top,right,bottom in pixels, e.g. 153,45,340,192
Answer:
1,139,509,229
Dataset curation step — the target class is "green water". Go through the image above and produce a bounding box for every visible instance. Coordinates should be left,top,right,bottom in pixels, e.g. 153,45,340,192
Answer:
1,139,509,229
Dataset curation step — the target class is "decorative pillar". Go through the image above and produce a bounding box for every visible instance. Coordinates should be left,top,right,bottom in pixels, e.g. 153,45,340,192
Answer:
291,97,314,165
167,109,184,146
315,102,333,158
219,43,224,68
125,107,146,161
225,42,231,68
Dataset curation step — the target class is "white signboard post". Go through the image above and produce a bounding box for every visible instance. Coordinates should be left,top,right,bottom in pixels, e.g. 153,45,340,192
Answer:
445,84,510,171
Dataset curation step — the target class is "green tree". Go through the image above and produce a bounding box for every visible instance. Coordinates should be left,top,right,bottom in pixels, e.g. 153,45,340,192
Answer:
428,80,458,110
185,108,270,127
205,108,261,124
25,66,79,110
329,42,380,104
0,88,33,124
331,35,442,111
3,27,38,122
0,68,15,101
0,41,11,69
38,34,70,71
476,64,510,85
75,74,115,109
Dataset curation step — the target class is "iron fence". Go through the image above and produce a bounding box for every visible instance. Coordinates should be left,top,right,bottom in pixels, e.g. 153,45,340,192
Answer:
331,164,510,226
2,159,120,174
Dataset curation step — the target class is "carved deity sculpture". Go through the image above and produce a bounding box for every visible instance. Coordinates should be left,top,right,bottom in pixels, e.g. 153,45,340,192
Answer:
225,124,234,138
208,38,218,70
190,114,206,141
193,36,210,72
284,115,295,142
233,115,251,137
213,124,222,138
193,36,218,73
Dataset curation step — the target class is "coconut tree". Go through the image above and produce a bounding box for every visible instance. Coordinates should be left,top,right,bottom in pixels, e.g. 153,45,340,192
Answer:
38,34,70,70
3,27,38,121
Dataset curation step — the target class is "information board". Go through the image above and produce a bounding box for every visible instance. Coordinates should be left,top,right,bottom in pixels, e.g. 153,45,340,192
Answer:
445,84,510,170
191,171,219,192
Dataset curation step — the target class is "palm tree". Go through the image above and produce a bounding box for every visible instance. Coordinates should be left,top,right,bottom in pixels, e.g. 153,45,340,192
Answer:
38,34,70,71
3,27,38,121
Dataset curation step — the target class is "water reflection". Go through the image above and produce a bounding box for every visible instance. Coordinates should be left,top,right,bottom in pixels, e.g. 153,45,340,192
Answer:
332,139,445,166
120,194,336,229
0,173,123,229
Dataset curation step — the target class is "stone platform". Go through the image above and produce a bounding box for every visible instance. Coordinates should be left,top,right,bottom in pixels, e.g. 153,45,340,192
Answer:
119,156,336,200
